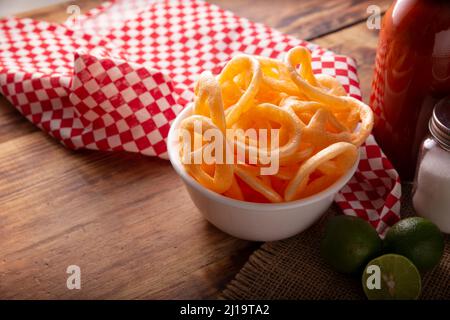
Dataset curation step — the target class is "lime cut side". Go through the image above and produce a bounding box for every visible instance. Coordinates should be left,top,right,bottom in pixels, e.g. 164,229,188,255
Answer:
362,254,421,300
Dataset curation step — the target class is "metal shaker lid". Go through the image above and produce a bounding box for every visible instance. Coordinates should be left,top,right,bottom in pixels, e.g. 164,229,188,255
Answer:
429,96,450,151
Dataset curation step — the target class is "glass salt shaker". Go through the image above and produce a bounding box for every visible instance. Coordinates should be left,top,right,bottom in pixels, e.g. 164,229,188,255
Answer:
412,97,450,233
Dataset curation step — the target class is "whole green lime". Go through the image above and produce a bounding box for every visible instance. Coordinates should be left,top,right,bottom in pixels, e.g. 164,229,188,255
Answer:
362,254,421,300
384,217,444,272
321,215,382,274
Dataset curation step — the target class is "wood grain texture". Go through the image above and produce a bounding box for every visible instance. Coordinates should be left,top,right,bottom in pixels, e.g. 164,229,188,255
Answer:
14,0,105,22
0,132,258,299
0,0,385,299
210,0,390,40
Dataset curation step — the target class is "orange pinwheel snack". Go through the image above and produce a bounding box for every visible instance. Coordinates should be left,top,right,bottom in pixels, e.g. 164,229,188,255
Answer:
178,46,373,203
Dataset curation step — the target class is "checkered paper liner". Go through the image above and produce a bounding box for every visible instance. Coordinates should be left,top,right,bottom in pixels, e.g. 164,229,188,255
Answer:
0,0,401,234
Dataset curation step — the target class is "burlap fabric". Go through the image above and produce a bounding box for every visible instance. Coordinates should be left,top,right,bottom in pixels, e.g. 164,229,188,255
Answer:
221,184,450,299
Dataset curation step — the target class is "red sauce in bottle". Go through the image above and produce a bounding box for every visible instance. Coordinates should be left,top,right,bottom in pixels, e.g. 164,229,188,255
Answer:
370,0,450,180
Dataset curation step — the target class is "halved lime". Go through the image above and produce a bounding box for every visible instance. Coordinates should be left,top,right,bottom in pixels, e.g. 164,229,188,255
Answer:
362,254,421,300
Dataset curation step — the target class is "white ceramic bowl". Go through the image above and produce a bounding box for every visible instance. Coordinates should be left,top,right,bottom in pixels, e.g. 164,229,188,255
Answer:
167,105,359,241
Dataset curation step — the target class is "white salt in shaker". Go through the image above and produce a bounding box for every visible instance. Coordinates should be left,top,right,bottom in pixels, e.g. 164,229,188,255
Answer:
413,97,450,233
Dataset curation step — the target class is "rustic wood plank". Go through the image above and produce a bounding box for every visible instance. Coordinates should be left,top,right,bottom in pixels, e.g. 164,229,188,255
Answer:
0,132,258,299
0,0,383,299
210,0,390,40
14,0,105,22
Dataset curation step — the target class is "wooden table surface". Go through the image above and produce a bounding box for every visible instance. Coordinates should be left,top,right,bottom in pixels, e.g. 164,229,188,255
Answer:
0,0,391,299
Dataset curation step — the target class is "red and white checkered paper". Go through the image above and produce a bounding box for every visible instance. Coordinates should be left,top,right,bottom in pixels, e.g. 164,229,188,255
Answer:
0,0,401,234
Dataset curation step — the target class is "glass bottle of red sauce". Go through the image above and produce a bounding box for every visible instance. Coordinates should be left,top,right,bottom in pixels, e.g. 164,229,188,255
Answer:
370,0,450,180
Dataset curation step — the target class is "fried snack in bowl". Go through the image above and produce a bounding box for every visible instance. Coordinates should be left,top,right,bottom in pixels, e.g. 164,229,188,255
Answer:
168,46,372,241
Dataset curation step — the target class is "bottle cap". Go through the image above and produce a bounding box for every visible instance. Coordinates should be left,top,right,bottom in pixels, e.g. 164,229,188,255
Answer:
429,96,450,151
